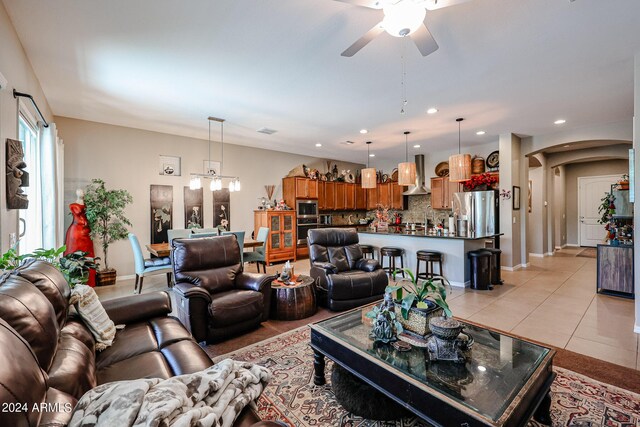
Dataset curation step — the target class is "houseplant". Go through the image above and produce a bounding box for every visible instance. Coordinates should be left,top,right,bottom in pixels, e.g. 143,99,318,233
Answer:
618,174,629,190
386,269,452,337
463,173,498,191
84,178,133,286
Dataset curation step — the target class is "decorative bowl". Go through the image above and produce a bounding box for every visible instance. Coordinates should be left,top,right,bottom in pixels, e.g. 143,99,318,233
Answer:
429,316,464,341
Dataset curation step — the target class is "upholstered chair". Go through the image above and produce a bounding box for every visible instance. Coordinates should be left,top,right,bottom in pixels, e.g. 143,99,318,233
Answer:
172,234,275,343
308,228,388,311
244,227,268,273
128,233,172,294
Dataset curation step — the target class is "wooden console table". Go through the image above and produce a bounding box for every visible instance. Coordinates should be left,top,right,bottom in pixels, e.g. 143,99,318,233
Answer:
597,244,634,298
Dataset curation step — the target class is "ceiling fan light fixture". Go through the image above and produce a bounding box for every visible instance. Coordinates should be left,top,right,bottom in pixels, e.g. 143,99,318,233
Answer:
382,2,426,37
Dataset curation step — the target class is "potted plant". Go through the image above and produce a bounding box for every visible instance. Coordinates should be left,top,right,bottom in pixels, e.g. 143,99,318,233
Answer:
84,179,133,286
386,269,452,337
618,174,629,190
463,173,498,192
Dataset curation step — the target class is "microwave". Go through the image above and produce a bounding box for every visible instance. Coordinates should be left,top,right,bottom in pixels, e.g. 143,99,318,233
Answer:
296,199,318,218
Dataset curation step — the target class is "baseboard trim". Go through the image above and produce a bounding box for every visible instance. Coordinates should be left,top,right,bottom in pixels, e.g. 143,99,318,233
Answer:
501,264,522,271
450,280,470,288
116,274,135,282
529,253,544,258
544,251,554,257
566,244,579,247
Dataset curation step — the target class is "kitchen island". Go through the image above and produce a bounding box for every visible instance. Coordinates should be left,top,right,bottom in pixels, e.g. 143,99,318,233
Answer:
358,228,501,287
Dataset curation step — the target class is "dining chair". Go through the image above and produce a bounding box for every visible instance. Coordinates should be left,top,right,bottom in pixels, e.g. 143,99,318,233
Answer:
194,227,219,235
128,233,173,294
167,229,192,245
191,232,218,239
221,231,245,263
243,227,268,273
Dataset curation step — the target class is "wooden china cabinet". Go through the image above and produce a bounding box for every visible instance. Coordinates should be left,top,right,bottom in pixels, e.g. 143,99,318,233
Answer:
253,210,296,264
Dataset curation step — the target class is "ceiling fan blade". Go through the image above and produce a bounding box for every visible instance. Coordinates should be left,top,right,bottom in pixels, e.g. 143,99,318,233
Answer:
423,0,471,11
332,0,384,9
410,23,439,56
341,22,385,57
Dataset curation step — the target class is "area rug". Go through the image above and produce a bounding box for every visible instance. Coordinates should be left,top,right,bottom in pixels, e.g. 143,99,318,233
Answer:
210,328,640,427
576,247,597,258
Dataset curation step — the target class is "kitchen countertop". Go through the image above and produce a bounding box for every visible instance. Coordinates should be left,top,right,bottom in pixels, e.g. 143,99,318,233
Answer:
358,228,502,241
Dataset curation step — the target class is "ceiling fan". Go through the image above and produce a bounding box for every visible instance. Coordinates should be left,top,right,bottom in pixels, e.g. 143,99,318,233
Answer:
336,0,471,57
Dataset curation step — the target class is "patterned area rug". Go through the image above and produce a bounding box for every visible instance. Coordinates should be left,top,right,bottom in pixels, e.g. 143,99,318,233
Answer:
209,328,640,427
576,248,597,258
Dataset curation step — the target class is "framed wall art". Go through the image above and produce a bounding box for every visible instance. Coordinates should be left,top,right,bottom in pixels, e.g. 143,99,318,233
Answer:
513,185,521,211
213,188,230,231
150,185,173,243
184,186,204,229
203,160,221,175
159,155,181,176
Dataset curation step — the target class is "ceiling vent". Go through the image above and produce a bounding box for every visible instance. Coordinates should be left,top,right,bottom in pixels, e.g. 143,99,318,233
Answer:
257,127,277,135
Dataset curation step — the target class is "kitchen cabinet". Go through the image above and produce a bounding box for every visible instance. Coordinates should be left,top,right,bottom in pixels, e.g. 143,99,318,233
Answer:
345,183,356,210
324,182,336,210
355,185,367,210
318,181,326,210
283,177,318,207
254,210,296,264
390,183,408,210
366,187,378,210
431,177,461,210
335,183,346,210
378,183,391,207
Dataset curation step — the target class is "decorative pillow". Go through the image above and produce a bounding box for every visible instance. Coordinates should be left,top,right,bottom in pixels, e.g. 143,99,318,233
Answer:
69,285,116,351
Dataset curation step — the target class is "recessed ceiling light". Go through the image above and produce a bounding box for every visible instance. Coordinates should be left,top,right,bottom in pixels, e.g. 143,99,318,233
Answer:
369,154,376,157
315,143,322,147
427,108,438,114
477,366,487,372
413,144,421,148
360,129,368,134
563,144,570,148
554,119,566,125
476,131,486,135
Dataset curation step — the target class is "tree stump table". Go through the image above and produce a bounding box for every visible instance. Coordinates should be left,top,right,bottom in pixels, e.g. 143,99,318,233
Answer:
270,275,317,320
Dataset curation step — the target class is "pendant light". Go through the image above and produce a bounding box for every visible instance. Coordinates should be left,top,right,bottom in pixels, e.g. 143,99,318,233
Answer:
449,118,472,182
189,116,241,192
397,131,416,186
361,141,376,189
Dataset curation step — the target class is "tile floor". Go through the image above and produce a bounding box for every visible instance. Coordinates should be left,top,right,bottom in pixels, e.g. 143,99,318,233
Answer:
97,247,639,370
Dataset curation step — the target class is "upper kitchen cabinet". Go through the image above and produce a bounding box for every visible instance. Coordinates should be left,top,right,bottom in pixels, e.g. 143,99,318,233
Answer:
283,177,319,207
324,182,336,210
390,183,408,210
355,184,367,210
345,183,356,210
334,182,346,210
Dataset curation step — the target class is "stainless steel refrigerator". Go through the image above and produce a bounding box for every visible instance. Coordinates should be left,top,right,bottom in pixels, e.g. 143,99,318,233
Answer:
452,191,498,238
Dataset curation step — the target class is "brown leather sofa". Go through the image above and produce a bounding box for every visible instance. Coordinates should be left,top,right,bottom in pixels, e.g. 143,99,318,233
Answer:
0,259,278,427
172,235,275,343
308,228,388,311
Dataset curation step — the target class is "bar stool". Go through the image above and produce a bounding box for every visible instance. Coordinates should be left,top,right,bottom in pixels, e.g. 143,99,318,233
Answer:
484,247,503,285
416,250,443,281
380,247,405,278
468,250,492,290
360,244,376,260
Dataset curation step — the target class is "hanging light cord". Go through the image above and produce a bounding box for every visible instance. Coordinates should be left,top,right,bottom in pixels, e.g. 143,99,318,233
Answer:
458,120,461,154
405,132,409,162
220,121,224,175
367,142,370,167
400,38,407,114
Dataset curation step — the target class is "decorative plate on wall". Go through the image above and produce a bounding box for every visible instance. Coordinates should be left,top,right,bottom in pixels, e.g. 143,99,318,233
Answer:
486,151,500,169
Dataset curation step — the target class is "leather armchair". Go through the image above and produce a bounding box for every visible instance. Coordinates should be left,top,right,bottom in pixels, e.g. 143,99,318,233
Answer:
172,235,275,344
308,228,388,311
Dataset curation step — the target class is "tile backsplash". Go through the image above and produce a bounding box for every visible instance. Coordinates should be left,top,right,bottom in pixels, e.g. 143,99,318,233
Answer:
368,194,452,226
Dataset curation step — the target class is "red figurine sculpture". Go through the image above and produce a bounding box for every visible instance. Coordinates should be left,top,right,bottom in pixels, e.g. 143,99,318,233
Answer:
64,189,96,287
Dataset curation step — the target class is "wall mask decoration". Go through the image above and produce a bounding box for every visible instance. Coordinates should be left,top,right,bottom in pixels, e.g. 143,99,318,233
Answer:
184,186,204,229
150,185,173,243
213,188,230,231
6,138,29,209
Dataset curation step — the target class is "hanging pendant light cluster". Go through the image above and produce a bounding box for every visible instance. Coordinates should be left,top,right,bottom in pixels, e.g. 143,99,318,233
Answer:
361,141,377,189
448,118,472,182
189,117,241,192
397,131,416,186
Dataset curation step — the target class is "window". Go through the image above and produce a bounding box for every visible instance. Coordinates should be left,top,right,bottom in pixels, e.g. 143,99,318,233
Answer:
18,108,43,254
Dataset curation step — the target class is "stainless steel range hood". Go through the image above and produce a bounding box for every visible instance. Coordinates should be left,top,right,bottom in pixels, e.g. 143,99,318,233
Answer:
403,154,430,195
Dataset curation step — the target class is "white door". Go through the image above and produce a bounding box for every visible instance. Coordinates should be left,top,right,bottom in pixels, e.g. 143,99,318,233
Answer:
578,175,619,247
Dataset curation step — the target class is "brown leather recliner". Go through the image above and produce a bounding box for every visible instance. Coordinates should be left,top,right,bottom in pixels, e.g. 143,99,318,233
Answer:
172,235,275,344
308,228,388,311
0,260,278,427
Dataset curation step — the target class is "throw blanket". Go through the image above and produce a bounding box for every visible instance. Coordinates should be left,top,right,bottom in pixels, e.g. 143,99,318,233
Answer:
69,284,117,351
69,359,271,427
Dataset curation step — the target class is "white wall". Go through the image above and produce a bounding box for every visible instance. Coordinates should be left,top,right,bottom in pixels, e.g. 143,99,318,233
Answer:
58,117,363,277
564,160,629,246
553,165,567,249
0,1,53,252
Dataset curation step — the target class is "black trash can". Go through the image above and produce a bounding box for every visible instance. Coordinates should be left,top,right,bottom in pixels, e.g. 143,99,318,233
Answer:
468,250,492,290
484,247,503,285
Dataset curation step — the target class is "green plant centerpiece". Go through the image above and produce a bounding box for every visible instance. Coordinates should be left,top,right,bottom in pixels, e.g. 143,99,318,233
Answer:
386,268,452,338
84,179,133,285
0,245,99,287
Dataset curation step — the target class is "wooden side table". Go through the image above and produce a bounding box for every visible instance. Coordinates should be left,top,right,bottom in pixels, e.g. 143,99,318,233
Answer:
270,275,317,320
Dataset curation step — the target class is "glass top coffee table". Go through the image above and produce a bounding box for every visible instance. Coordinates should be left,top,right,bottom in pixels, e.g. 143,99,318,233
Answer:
310,306,555,427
